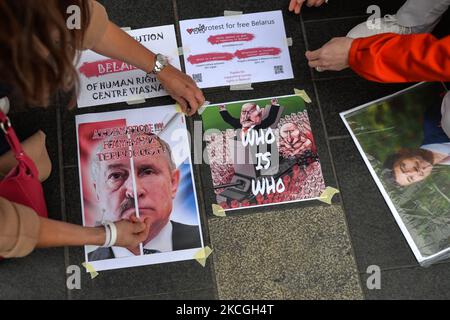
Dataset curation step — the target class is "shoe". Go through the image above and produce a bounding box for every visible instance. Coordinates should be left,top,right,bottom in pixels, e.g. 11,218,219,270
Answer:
346,14,438,39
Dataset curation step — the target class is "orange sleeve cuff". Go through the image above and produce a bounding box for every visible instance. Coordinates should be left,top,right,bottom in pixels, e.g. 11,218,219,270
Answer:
348,38,362,74
347,33,450,83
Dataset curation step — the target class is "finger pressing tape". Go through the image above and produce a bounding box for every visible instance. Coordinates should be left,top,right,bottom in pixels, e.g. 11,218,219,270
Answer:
197,101,211,116
294,88,312,104
82,262,99,279
319,187,340,205
212,204,226,217
175,103,184,113
194,246,213,267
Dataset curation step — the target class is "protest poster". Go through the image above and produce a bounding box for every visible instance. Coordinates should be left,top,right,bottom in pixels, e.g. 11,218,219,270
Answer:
202,94,325,211
76,25,181,108
179,11,294,88
341,82,450,266
76,105,204,271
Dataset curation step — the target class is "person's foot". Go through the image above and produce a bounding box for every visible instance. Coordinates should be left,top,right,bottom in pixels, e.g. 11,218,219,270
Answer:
347,14,436,39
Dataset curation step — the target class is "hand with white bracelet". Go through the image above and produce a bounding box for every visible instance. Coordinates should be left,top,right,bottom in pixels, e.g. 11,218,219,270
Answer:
289,0,328,14
105,217,151,249
35,215,151,252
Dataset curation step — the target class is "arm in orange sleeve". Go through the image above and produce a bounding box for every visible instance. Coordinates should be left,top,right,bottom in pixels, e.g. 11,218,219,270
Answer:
348,33,450,83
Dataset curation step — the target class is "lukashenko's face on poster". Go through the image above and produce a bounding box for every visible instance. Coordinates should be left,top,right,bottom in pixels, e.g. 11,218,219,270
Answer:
240,103,262,129
92,140,180,245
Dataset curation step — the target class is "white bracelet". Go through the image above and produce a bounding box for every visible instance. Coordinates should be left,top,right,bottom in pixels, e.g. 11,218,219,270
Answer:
102,222,111,248
102,221,118,248
108,222,118,247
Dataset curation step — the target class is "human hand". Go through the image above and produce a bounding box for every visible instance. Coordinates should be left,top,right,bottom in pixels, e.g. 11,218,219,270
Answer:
219,104,227,112
114,216,151,249
289,0,328,14
305,37,354,72
157,64,205,116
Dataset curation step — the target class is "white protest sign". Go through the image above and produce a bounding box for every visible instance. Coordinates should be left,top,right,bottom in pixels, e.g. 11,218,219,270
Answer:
76,25,180,108
180,10,294,89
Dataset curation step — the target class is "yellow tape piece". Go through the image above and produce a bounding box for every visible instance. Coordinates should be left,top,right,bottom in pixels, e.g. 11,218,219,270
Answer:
194,246,213,267
294,88,312,104
175,103,183,113
319,187,340,205
82,262,99,279
212,204,226,217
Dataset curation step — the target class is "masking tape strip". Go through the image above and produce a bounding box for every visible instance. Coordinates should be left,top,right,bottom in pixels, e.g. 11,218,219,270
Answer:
82,262,99,279
194,246,213,267
286,37,293,47
319,187,340,205
197,101,211,116
230,83,254,91
126,96,146,105
175,103,183,113
224,10,243,16
176,46,191,56
294,88,312,104
212,204,226,217
121,27,132,31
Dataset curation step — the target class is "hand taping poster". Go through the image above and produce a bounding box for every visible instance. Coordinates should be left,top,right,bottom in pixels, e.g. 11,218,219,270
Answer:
180,11,294,88
76,105,203,271
76,25,181,108
202,95,325,211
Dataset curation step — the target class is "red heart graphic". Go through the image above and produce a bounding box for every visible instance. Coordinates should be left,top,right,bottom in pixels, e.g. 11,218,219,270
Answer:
187,28,193,35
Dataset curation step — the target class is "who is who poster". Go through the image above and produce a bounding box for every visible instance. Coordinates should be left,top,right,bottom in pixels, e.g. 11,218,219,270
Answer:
202,94,326,212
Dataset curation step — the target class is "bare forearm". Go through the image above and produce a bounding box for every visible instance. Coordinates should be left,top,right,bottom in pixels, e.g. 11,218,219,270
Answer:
91,21,155,73
90,20,206,115
36,217,105,248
